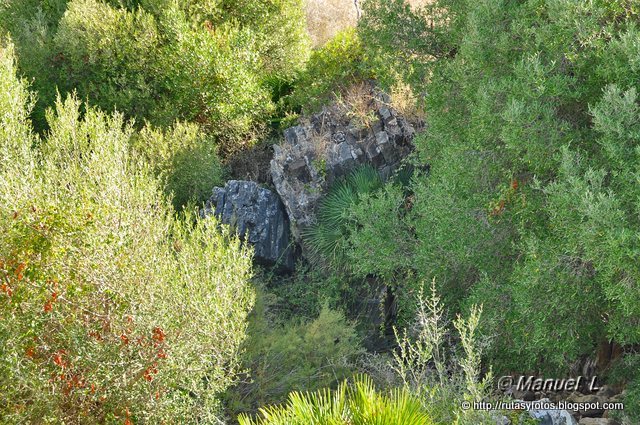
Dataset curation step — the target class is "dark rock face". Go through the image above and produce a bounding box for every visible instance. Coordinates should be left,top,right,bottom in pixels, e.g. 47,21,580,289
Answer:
203,180,294,270
271,85,416,239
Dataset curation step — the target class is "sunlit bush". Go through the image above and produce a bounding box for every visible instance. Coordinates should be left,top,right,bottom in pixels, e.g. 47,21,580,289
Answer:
133,121,224,210
1,0,311,155
54,0,161,122
0,43,254,423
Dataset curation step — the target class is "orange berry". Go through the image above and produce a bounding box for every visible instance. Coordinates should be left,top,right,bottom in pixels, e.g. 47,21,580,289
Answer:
25,346,36,359
152,327,165,343
15,263,26,280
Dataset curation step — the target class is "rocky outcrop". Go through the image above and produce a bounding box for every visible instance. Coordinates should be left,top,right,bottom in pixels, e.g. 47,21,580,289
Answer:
200,84,416,269
496,385,624,425
493,399,577,425
203,180,294,270
271,85,416,239
527,399,578,425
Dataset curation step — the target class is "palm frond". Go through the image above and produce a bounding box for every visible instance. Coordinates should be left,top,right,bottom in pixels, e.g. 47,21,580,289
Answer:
348,164,382,195
303,164,384,270
239,375,433,425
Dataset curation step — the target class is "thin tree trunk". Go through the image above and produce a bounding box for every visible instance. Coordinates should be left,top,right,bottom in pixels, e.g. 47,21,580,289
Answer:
354,0,361,19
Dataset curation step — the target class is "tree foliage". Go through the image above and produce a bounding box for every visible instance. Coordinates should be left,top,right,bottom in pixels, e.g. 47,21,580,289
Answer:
357,0,640,377
0,0,310,154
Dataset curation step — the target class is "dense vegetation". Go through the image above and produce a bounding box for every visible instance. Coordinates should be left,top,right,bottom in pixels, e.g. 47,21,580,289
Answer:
2,0,640,423
0,42,254,422
357,0,640,376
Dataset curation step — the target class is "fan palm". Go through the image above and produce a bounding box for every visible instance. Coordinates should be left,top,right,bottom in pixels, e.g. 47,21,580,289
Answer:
303,165,383,270
238,375,433,425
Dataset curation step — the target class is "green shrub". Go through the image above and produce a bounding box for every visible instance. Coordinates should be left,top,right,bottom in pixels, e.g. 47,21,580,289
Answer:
133,121,225,210
346,183,414,281
54,0,162,122
264,264,347,321
213,0,310,80
288,28,368,113
376,280,493,425
154,11,274,155
242,282,495,425
226,291,363,418
1,0,311,154
0,43,254,423
608,354,640,423
238,374,433,425
622,379,640,424
48,0,282,155
0,0,69,129
358,0,438,89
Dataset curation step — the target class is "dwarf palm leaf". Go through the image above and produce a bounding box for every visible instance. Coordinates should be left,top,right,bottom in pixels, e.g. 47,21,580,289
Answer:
238,375,433,425
318,182,357,225
303,165,383,270
347,164,383,194
349,377,430,425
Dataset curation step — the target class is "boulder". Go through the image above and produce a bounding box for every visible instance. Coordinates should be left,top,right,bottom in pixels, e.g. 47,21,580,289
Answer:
271,84,416,239
203,180,294,270
529,409,577,425
515,399,577,425
494,414,510,425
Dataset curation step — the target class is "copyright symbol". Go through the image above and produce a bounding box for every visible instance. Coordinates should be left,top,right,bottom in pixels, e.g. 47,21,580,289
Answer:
497,375,514,391
461,401,471,410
